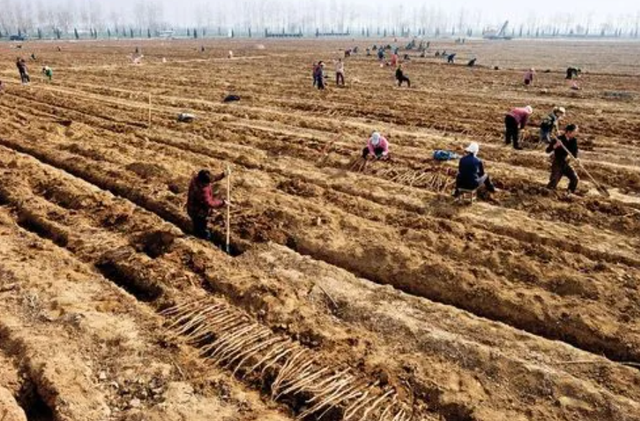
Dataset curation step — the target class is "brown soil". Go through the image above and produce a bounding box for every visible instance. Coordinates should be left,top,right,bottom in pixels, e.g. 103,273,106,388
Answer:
0,38,639,421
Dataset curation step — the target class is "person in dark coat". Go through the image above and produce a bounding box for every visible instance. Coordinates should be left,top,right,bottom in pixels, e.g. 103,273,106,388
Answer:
546,124,580,194
566,67,581,80
314,61,326,89
395,65,410,87
187,169,228,240
539,106,566,144
454,142,496,196
16,58,30,84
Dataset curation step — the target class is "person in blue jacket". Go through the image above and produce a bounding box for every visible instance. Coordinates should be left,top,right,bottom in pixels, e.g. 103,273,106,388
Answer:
454,142,496,197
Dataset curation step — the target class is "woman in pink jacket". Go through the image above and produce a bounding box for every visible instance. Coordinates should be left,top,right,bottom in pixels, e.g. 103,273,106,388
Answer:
362,132,390,160
524,68,535,85
505,105,533,150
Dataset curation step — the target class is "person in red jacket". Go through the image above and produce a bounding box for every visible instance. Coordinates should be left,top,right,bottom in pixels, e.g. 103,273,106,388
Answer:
505,105,533,150
187,169,228,240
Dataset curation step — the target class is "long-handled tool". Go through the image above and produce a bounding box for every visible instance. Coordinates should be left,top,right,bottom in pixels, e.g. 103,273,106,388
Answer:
555,139,609,197
225,165,232,254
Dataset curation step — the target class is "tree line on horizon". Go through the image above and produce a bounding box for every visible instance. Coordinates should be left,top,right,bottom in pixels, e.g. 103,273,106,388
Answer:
0,0,638,40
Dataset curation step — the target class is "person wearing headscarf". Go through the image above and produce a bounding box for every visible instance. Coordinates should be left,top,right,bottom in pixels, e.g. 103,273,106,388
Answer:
454,142,496,196
362,132,390,160
505,105,533,150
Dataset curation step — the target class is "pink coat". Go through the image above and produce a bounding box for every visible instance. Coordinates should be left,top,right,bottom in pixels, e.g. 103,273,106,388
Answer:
508,108,530,128
367,136,389,156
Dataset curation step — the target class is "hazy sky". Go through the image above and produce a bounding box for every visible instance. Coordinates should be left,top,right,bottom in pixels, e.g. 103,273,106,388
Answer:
3,0,639,30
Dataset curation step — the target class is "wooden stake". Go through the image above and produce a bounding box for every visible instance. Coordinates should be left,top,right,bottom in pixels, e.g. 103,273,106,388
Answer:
225,165,231,254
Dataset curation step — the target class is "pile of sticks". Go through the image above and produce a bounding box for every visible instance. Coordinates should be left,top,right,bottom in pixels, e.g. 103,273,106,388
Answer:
378,168,453,191
348,157,369,173
161,298,411,421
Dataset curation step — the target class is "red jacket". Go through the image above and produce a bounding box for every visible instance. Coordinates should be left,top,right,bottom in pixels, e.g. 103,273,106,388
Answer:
187,173,224,218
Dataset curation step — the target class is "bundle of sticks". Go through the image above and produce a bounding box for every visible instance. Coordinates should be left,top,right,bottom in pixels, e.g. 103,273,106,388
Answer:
161,298,412,421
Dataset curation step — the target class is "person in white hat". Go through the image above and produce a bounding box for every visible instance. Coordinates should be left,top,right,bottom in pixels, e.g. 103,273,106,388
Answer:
454,142,496,197
505,105,533,150
524,68,535,85
362,132,390,160
540,106,566,144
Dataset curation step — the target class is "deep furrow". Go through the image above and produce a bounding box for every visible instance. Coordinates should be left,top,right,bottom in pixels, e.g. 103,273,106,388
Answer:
1,135,639,367
2,143,640,421
0,149,415,421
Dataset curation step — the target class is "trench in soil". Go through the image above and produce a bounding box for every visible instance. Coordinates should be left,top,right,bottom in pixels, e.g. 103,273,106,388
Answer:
1,138,638,368
3,197,411,420
0,332,54,421
20,382,55,421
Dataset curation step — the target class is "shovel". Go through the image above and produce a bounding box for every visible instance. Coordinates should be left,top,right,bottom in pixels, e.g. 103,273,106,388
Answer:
555,140,610,197
225,165,232,254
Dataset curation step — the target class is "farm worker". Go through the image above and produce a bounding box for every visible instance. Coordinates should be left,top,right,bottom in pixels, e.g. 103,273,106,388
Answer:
362,132,390,160
396,65,410,87
453,142,496,197
42,66,53,82
546,124,580,194
467,58,477,67
539,106,566,144
16,58,29,85
187,169,229,240
504,105,533,150
312,62,318,86
335,58,345,86
447,53,456,63
524,68,535,85
377,48,385,61
314,61,326,89
565,67,581,80
366,48,371,56
390,53,398,67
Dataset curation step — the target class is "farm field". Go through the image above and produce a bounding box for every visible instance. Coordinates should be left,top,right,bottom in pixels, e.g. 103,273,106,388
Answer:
1,38,640,421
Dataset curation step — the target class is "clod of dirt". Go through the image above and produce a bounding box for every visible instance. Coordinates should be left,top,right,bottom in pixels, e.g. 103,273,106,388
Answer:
231,209,292,244
235,155,261,169
0,387,27,421
126,162,169,180
167,176,190,194
133,230,178,258
277,179,321,198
